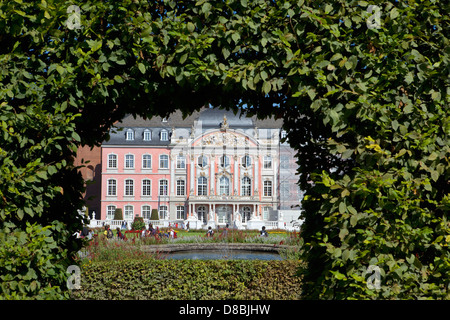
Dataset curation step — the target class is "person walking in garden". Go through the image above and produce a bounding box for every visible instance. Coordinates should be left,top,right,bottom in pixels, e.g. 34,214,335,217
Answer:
260,226,268,237
206,226,214,237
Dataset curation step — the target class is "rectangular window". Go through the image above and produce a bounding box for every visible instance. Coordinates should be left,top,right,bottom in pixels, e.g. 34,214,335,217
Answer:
263,207,270,220
263,156,272,169
124,205,133,220
241,177,252,196
142,154,152,169
125,179,134,196
107,205,116,220
159,180,168,196
125,154,134,169
142,179,151,196
159,205,168,219
176,206,185,220
159,155,169,169
176,180,185,196
142,205,151,219
263,180,272,197
107,179,117,196
176,155,186,169
197,177,208,196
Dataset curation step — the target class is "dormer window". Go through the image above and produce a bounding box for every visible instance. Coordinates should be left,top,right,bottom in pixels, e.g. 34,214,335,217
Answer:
126,129,134,141
160,129,168,141
143,129,152,141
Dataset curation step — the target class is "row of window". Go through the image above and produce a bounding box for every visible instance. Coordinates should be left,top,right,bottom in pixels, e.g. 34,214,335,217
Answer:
106,204,182,220
125,129,169,141
107,154,274,170
106,204,271,221
106,177,273,197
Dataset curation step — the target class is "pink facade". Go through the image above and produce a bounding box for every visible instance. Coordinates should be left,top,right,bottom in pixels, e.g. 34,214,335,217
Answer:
100,108,302,227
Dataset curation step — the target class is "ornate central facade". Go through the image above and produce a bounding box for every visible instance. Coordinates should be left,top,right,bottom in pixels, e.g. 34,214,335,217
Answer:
100,107,302,228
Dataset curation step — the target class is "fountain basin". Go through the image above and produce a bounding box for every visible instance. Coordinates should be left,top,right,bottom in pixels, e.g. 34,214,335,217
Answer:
141,243,293,260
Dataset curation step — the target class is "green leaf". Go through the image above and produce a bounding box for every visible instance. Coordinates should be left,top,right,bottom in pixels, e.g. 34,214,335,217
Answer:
339,202,346,214
187,22,195,33
262,81,271,95
138,63,146,74
390,8,399,20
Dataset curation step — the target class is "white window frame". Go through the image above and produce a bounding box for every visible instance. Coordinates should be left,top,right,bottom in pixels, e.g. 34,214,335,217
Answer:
176,205,185,220
143,129,152,141
242,155,251,168
125,154,135,169
106,205,116,220
159,179,168,196
159,154,169,169
107,179,117,196
124,205,134,220
159,205,168,219
241,177,252,196
142,154,152,169
176,179,185,196
142,179,151,197
107,153,117,169
197,176,208,196
219,176,230,196
263,156,272,169
141,205,151,219
160,129,168,141
124,179,134,196
219,155,230,168
198,155,208,168
263,180,273,197
176,155,186,169
126,129,134,141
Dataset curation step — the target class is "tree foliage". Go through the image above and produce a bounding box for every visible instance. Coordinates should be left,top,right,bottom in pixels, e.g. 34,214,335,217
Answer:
0,0,448,299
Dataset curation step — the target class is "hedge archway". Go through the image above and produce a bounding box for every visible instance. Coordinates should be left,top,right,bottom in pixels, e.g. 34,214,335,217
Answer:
0,0,448,299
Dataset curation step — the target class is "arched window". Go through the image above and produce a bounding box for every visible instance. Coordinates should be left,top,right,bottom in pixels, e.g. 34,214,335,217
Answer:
219,155,230,168
219,176,230,195
197,206,207,224
126,129,134,141
142,154,152,169
176,179,185,196
124,179,134,196
106,205,116,220
142,205,151,219
159,154,169,168
143,129,152,141
242,206,251,223
241,177,252,196
159,179,168,196
198,155,208,168
142,179,151,196
242,155,251,168
107,179,117,196
107,154,117,168
124,205,134,220
160,129,168,141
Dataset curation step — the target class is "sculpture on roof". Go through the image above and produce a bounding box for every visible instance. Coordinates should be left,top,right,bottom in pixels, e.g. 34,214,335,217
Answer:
220,114,229,131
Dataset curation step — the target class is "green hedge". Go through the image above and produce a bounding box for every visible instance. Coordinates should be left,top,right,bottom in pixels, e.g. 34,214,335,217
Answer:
70,260,301,300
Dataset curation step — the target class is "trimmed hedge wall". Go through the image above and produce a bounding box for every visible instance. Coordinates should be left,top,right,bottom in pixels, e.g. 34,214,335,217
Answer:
71,260,301,300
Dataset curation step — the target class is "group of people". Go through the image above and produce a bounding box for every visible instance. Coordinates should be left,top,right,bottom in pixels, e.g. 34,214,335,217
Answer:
205,225,269,237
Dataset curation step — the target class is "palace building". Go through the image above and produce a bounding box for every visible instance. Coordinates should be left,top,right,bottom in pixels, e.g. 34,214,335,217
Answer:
100,107,303,229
